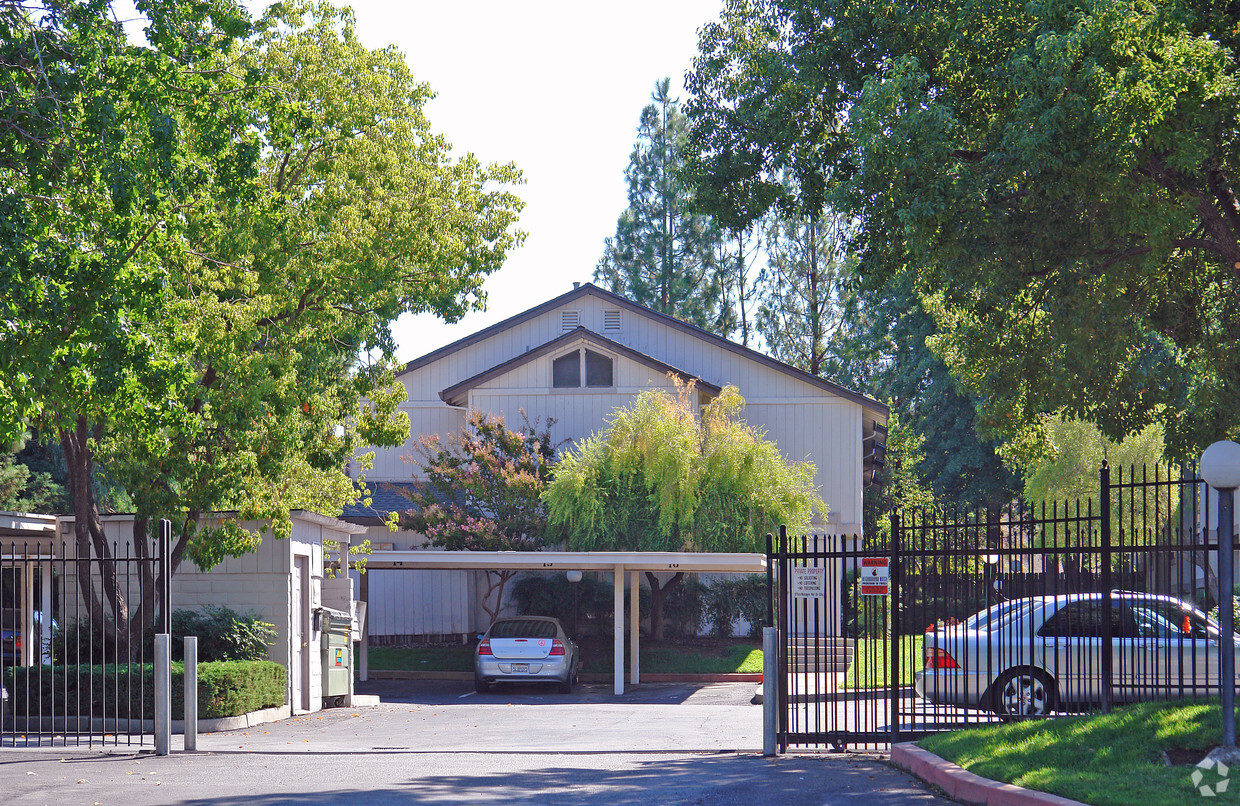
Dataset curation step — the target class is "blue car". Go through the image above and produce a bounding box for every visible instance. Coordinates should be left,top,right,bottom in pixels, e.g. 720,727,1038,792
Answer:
1,608,54,666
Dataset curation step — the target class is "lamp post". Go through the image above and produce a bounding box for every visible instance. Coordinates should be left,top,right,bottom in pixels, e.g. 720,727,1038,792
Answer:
1201,440,1240,752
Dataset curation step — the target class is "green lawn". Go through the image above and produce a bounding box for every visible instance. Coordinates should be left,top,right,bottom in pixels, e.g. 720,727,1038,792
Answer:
842,635,922,689
358,638,763,675
918,700,1240,806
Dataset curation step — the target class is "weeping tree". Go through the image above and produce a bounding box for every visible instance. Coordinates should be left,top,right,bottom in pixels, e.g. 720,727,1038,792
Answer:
399,411,559,625
544,380,822,638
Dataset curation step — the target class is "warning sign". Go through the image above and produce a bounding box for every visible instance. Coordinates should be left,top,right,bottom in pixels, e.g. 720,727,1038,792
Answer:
333,647,345,667
790,566,825,598
860,558,890,596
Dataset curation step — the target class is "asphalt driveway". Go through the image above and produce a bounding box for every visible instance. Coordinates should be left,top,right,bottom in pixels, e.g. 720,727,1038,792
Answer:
0,680,950,805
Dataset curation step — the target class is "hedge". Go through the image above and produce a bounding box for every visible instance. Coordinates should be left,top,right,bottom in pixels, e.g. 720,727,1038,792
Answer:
3,660,285,720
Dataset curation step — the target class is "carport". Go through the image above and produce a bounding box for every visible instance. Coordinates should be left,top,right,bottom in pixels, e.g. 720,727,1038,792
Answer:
358,551,767,695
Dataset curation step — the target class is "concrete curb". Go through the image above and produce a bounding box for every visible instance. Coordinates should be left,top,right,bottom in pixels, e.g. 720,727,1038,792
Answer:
197,705,291,733
891,742,1089,806
363,670,763,683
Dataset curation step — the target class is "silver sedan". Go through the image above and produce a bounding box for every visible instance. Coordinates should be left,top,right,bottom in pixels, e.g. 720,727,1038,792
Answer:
914,592,1240,718
474,616,581,694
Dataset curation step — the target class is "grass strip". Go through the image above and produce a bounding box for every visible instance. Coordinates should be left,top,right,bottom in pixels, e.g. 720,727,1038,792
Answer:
918,699,1240,806
359,642,763,675
842,635,922,688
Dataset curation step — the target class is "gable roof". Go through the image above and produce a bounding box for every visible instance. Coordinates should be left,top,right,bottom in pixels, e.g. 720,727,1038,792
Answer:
439,326,723,407
402,283,888,420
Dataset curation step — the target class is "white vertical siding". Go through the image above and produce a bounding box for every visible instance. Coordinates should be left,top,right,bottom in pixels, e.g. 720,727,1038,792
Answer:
365,569,474,635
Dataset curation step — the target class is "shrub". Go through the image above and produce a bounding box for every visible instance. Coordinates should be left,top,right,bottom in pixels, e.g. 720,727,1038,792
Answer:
171,606,276,662
663,576,706,637
196,660,285,718
510,572,623,636
705,575,767,638
3,660,285,720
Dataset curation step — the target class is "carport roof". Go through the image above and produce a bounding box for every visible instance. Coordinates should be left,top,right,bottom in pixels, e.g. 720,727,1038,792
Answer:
362,549,765,573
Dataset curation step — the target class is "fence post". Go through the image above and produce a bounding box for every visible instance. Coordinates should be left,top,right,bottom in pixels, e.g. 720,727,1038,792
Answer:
184,636,198,752
766,532,774,628
155,633,171,755
777,524,789,753
1099,462,1112,714
160,519,172,635
889,511,901,746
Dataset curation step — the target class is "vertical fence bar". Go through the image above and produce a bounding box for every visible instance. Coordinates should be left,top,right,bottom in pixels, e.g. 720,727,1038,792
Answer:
160,520,172,636
1100,462,1112,714
777,525,789,753
889,511,901,746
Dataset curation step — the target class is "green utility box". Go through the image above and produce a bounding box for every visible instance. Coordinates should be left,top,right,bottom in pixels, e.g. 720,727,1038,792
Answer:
320,606,351,707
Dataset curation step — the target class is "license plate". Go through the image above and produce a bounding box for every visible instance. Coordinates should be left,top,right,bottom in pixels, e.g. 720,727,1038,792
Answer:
510,663,529,673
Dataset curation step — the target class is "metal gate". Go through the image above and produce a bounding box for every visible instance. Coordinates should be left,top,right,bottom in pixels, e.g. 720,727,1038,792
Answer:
769,463,1210,750
2,531,170,748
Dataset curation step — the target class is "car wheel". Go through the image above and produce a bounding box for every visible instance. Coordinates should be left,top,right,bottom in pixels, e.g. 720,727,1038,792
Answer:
558,674,574,694
992,667,1054,720
474,677,490,694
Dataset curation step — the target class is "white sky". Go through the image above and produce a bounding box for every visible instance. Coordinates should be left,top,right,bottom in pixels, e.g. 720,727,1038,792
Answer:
340,1,726,362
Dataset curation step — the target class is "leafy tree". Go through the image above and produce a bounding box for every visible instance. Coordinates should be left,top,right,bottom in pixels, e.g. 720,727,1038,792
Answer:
686,0,1240,461
596,78,732,334
0,1,523,653
1021,417,1166,509
544,380,821,638
400,411,558,625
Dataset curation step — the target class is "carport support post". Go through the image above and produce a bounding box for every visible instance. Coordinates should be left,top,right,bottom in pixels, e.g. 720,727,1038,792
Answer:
359,571,369,682
630,570,640,685
614,565,625,695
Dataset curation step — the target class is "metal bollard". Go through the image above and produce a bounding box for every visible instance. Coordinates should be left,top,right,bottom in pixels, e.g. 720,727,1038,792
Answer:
763,626,777,756
155,633,171,756
184,636,198,751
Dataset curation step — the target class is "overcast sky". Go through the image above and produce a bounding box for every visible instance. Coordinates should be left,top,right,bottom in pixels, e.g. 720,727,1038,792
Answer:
340,1,725,361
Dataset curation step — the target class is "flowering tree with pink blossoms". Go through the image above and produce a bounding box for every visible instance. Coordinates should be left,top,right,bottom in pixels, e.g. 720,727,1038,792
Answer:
400,410,559,624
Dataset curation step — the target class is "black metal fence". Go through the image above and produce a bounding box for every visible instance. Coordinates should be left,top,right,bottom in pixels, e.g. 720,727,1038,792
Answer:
769,462,1217,750
1,536,169,748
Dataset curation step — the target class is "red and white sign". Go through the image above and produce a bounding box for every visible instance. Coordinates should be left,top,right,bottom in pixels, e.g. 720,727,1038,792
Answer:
860,557,890,596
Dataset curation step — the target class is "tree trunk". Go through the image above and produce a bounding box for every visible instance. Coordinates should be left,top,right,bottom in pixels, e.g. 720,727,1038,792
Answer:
59,417,192,662
645,571,684,640
481,570,517,626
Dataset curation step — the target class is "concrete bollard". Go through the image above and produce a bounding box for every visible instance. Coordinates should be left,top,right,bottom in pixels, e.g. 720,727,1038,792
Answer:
184,636,198,751
155,633,171,756
763,626,778,756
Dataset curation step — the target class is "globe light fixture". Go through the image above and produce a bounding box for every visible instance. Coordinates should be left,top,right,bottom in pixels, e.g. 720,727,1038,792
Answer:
1202,440,1240,491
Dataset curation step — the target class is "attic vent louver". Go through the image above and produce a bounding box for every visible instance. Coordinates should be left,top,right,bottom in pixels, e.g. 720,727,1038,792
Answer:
561,310,580,331
603,309,621,333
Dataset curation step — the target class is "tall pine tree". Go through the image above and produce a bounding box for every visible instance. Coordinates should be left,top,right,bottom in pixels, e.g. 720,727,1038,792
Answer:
596,79,731,333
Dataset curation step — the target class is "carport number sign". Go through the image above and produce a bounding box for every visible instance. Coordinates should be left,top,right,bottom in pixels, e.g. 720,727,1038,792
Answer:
791,566,825,598
860,558,890,595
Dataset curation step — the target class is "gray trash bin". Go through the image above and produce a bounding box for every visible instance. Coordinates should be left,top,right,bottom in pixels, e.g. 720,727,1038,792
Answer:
319,607,351,707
